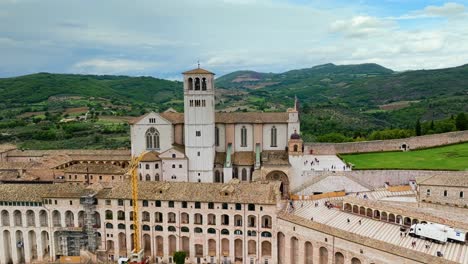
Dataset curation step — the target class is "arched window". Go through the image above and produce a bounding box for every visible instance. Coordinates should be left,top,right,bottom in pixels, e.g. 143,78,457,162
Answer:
195,77,201,90
221,229,230,235
233,167,238,179
215,171,221,183
271,126,277,147
188,77,193,90
194,227,203,233
241,126,247,147
106,223,113,229
118,224,125,229
181,227,189,232
142,225,150,231
202,78,207,90
155,174,160,181
155,225,163,231
242,168,247,181
293,144,298,152
208,228,216,234
261,231,272,237
145,174,151,181
215,127,219,146
145,127,160,150
168,226,176,232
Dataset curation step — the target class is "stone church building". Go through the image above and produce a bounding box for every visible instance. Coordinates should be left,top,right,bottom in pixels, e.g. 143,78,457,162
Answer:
130,67,302,197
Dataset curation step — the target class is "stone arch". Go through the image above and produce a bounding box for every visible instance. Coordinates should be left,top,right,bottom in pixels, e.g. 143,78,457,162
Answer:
351,257,362,264
396,215,403,225
277,232,285,264
78,211,85,227
143,234,151,257
188,77,193,90
359,206,365,215
412,219,419,225
13,210,22,227
26,210,35,227
155,236,163,257
352,205,358,214
107,240,115,254
168,235,177,256
335,252,345,264
366,207,373,217
234,239,243,262
195,77,201,90
65,211,74,227
40,231,49,258
373,210,380,219
182,237,190,256
266,171,290,199
39,210,48,227
290,237,299,263
381,211,388,221
1,210,10,226
262,241,271,257
344,203,352,212
305,241,313,264
208,239,216,256
319,247,328,264
248,240,256,255
404,217,412,226
388,213,395,223
52,210,61,227
28,230,38,260
221,238,229,256
16,230,25,263
118,233,126,256
202,77,207,90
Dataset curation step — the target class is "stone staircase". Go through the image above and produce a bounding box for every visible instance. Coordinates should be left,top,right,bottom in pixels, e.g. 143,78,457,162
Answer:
290,200,468,264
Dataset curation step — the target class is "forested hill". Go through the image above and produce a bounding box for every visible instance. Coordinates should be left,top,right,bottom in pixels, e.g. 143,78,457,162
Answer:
0,73,183,105
0,63,467,147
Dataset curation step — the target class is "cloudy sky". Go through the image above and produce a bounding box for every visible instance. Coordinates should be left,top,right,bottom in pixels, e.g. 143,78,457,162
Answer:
1,0,468,79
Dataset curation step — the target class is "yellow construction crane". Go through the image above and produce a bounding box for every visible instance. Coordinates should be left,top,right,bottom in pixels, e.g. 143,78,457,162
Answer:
119,152,148,264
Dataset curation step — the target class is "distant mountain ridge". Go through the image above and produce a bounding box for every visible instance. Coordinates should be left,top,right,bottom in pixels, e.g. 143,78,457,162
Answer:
0,63,467,139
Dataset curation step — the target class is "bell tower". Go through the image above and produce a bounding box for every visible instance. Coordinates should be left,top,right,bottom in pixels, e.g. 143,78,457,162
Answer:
183,66,216,182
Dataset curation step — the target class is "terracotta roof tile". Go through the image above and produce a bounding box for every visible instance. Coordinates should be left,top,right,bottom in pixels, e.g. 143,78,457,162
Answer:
232,151,255,166
182,68,215,75
416,173,468,187
64,163,126,175
140,151,161,162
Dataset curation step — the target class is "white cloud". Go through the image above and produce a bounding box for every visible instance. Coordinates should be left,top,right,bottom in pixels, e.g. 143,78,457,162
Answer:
330,16,395,38
423,2,465,17
72,58,159,75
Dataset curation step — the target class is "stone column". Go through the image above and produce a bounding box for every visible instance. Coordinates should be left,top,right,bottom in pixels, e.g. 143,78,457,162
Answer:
37,232,44,262
0,231,6,264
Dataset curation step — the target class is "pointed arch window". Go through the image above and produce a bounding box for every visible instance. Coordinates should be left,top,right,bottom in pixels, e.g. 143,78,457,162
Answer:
271,126,277,147
215,127,220,146
242,168,247,181
195,77,201,90
202,78,207,90
241,126,247,147
146,127,160,150
188,78,193,90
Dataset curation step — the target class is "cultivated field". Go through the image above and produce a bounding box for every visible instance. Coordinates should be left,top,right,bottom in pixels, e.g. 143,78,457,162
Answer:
341,142,468,171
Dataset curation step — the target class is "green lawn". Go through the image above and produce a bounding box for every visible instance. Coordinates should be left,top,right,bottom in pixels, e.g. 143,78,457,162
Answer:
341,143,468,171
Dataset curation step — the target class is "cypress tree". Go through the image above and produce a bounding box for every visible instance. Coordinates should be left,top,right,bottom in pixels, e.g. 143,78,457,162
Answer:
415,119,422,136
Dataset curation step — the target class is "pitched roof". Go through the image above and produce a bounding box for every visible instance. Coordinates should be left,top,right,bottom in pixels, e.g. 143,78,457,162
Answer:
140,151,161,162
131,112,289,125
95,180,281,204
232,151,255,166
0,184,93,202
64,163,126,175
182,68,215,75
416,174,468,188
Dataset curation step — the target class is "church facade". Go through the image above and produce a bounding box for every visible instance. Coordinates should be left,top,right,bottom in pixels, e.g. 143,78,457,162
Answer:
130,67,302,193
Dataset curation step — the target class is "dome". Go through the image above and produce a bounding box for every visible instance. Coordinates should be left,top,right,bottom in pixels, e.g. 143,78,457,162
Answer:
290,130,301,140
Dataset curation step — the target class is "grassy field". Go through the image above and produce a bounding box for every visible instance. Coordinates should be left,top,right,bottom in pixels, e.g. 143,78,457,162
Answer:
341,142,468,171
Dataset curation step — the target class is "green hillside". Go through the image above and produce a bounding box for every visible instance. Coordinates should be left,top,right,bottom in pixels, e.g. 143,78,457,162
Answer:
0,63,467,149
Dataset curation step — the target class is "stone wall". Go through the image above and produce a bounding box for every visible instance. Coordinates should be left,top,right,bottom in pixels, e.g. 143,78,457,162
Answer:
293,170,467,191
305,130,468,154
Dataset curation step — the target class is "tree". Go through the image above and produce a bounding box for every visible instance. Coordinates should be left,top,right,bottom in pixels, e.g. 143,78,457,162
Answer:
455,113,468,131
173,251,186,264
415,119,422,136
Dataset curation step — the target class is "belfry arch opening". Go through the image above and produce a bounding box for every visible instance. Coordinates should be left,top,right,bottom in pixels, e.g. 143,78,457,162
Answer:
266,171,289,199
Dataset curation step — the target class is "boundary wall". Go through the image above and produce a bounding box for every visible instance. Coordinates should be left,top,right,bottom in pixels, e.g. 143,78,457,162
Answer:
305,130,468,154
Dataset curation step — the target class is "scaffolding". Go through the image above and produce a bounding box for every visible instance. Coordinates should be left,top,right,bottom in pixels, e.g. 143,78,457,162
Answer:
81,194,97,252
